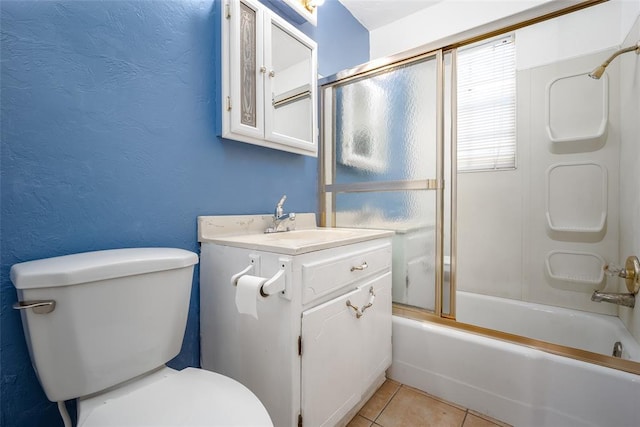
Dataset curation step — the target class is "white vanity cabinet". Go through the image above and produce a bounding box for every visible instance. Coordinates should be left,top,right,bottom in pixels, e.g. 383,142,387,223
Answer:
221,0,318,156
301,272,392,427
199,221,392,427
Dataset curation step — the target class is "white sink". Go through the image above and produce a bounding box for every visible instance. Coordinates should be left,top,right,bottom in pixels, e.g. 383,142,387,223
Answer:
260,228,362,242
198,214,393,255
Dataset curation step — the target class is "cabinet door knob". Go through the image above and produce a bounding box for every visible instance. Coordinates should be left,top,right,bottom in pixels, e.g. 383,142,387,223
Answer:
260,66,267,73
351,262,368,272
269,70,275,78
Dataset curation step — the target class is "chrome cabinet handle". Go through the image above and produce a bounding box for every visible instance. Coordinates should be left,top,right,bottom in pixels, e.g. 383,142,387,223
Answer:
360,287,376,315
346,300,363,318
13,300,56,314
351,262,368,272
260,66,267,73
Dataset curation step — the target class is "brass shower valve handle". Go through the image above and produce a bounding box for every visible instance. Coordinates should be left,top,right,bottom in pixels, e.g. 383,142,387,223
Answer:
604,256,640,294
604,264,626,277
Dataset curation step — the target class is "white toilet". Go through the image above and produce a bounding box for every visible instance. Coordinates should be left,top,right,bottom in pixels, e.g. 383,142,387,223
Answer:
10,247,273,426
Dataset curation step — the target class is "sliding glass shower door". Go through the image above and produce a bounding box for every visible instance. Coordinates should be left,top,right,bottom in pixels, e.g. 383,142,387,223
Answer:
320,50,448,315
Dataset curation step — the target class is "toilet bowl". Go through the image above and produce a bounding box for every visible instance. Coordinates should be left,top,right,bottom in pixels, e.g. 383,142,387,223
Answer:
10,248,272,426
77,367,271,426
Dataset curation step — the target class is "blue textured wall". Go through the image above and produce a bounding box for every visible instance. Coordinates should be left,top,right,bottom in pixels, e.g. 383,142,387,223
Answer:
0,1,367,425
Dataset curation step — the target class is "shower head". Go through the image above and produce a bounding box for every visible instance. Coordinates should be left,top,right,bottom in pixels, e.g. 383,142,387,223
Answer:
588,41,640,79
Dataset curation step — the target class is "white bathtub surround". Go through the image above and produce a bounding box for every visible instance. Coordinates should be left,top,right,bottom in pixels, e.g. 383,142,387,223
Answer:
455,3,640,340
389,316,640,427
618,12,640,349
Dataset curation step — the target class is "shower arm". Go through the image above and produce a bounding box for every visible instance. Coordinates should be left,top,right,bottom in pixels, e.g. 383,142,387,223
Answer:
589,41,640,79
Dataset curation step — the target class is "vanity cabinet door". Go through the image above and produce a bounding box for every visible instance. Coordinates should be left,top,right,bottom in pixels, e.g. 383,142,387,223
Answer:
300,272,392,427
359,272,393,390
301,287,362,427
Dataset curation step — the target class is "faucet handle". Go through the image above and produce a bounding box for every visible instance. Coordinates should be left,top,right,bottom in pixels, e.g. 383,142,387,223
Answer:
604,256,640,294
275,195,287,217
604,263,626,277
624,256,639,294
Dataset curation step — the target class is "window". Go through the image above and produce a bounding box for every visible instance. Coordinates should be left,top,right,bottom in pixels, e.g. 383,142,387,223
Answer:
457,35,516,172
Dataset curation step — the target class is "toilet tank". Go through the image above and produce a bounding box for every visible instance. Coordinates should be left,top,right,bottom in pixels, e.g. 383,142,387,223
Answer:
10,248,199,402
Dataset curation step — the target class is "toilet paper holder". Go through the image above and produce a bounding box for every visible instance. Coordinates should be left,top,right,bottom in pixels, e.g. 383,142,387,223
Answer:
231,256,291,300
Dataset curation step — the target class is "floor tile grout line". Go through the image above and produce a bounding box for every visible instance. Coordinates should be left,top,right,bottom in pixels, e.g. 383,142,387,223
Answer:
461,409,469,427
404,384,469,413
352,380,511,427
399,384,470,426
369,381,403,425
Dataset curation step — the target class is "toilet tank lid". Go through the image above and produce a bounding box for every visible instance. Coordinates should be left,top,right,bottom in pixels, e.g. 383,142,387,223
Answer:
10,248,199,290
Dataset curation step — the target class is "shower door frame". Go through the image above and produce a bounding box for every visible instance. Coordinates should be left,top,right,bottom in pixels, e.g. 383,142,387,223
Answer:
319,49,447,316
318,0,640,375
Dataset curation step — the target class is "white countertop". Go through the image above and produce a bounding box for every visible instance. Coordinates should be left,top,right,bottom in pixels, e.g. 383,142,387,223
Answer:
198,214,393,255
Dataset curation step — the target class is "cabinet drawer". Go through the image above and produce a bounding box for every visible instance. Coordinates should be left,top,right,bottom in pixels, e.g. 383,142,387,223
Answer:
301,242,391,305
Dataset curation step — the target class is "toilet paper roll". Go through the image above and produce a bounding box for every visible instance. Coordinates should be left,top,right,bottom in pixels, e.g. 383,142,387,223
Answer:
235,275,267,319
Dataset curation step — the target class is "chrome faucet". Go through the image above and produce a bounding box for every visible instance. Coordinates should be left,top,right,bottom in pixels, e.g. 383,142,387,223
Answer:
265,195,296,233
591,290,635,308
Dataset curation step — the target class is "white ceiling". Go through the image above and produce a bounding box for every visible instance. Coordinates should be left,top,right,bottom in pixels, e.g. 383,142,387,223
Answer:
338,0,444,30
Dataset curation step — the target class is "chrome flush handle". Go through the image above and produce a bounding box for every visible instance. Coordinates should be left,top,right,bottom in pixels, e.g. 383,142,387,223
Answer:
13,300,56,314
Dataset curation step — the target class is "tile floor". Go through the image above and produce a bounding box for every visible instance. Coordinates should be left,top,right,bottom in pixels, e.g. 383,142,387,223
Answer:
347,379,511,427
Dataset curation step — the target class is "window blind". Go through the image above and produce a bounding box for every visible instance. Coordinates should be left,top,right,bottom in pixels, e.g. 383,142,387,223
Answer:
457,35,516,172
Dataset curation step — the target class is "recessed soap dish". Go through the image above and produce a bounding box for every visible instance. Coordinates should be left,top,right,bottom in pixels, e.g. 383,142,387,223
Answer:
545,250,605,286
545,72,608,146
546,162,607,234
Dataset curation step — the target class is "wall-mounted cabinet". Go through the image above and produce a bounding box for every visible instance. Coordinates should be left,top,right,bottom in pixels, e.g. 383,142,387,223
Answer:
222,0,318,156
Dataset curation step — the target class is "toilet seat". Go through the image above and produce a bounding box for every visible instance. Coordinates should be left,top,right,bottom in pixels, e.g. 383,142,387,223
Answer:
78,367,273,426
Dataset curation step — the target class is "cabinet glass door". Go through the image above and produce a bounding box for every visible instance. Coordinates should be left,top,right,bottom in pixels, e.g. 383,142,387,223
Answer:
229,0,264,140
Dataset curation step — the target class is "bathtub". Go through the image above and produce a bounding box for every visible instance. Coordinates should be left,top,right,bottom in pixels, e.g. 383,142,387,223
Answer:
389,309,640,426
456,291,640,361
